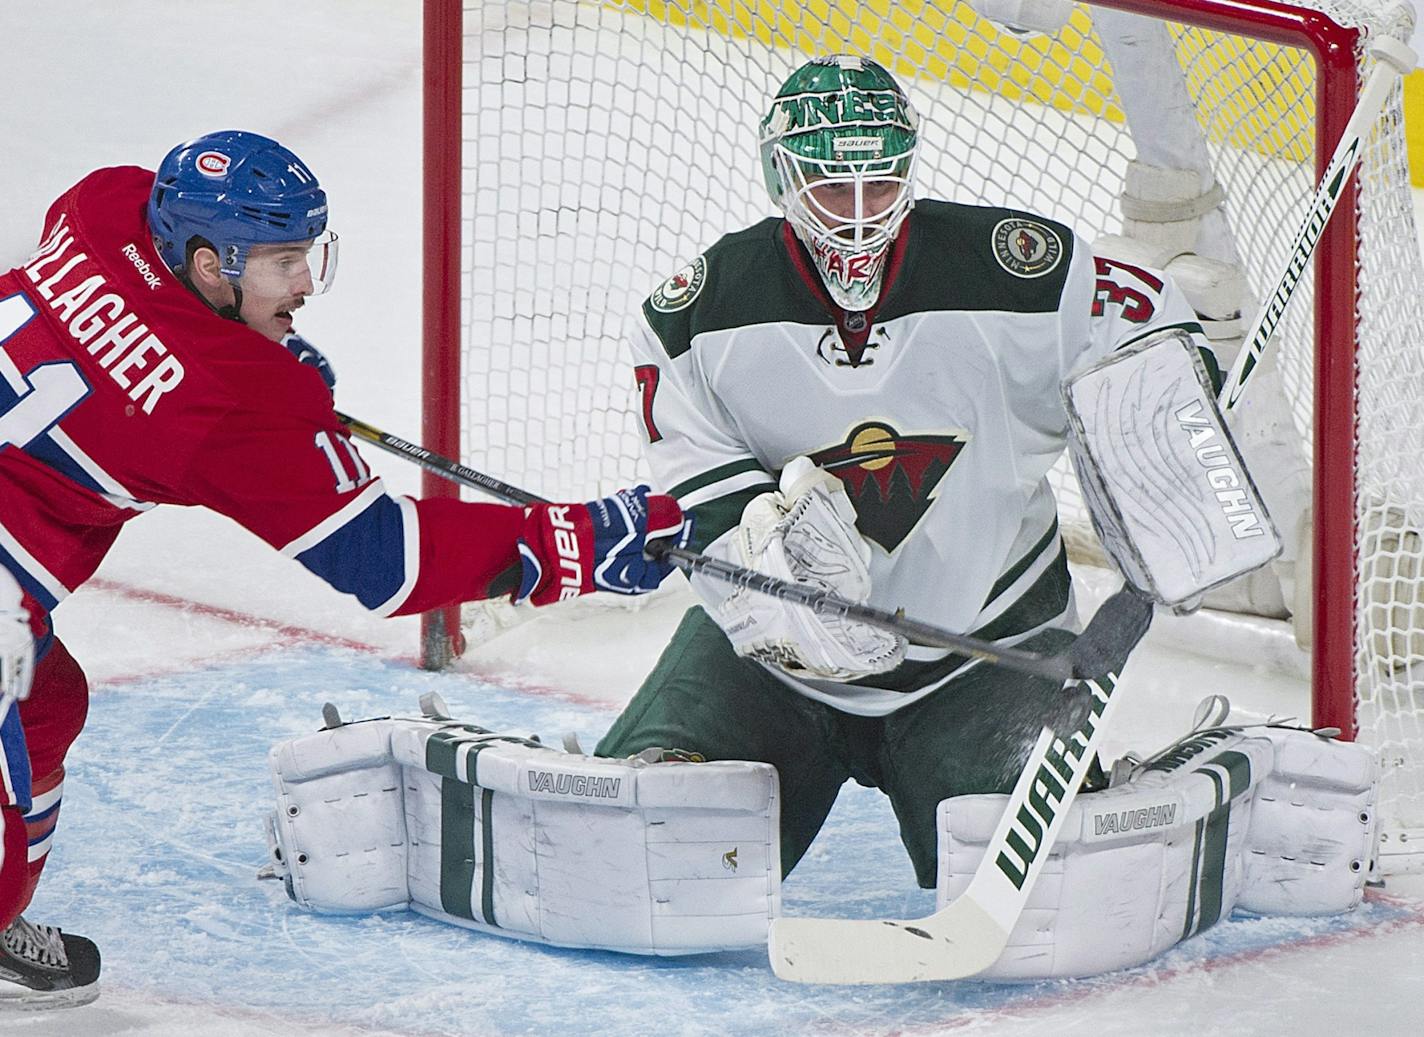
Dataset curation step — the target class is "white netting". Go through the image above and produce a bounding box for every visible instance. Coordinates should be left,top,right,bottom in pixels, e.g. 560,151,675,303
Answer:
458,0,1424,862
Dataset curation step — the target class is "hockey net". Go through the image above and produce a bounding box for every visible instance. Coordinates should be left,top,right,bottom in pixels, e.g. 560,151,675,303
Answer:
428,0,1424,870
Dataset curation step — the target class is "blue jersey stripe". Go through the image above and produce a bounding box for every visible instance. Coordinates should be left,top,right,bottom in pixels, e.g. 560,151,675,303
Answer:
295,492,409,611
15,430,107,499
0,550,59,627
1,702,32,811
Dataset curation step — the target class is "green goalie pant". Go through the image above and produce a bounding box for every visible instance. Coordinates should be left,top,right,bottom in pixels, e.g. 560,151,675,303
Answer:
596,606,1096,888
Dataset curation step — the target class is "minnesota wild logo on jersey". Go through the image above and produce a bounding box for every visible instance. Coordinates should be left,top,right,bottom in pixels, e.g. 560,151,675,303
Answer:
809,422,969,553
992,218,1064,278
649,255,708,313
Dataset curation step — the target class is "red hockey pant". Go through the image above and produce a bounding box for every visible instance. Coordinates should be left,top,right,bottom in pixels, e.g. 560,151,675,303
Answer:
0,638,88,931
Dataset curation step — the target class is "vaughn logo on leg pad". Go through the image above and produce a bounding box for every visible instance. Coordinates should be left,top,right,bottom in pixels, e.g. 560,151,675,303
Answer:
526,770,622,799
1090,802,1177,837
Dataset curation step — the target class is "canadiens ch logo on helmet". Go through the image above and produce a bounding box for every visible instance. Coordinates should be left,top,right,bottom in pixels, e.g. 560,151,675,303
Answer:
649,255,708,313
992,218,1063,278
809,421,969,552
196,150,232,178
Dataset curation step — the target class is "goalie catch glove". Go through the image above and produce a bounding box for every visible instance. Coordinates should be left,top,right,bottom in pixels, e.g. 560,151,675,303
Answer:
715,457,906,681
514,485,688,606
0,570,34,705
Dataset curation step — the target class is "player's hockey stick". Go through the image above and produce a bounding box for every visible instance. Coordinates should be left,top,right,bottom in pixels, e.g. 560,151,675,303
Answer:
335,410,1104,682
1219,36,1415,410
337,412,545,506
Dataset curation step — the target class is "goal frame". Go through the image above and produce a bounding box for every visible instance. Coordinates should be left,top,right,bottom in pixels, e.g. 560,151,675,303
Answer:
419,0,1364,740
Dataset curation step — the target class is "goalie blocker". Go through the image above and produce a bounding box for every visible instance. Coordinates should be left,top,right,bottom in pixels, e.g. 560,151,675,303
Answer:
1063,328,1281,609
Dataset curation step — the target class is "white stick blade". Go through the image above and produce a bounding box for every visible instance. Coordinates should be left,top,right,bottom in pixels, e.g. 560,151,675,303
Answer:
768,898,1008,984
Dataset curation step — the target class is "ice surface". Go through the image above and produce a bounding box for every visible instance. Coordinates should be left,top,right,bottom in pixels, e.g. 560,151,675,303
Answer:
17,644,1424,1037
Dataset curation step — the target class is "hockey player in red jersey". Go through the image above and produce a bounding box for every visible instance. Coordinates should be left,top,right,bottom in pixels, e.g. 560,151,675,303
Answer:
0,130,685,1008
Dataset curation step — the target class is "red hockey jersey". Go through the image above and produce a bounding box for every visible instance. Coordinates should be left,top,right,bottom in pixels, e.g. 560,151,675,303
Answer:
0,167,525,646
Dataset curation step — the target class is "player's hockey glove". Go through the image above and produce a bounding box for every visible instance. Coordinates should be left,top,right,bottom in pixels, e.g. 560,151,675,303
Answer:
281,333,336,392
0,575,34,704
514,486,687,606
714,457,906,681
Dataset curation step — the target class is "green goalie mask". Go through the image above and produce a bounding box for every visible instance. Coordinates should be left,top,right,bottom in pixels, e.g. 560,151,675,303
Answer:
759,55,919,312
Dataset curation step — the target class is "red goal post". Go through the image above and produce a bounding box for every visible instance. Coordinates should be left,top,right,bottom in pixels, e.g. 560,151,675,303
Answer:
422,0,1424,866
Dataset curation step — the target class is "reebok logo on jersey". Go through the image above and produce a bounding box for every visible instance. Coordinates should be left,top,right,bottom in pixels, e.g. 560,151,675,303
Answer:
809,422,967,552
120,243,163,290
547,506,584,600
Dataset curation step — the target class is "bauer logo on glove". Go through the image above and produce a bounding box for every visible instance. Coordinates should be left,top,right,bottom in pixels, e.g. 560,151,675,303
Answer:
514,485,688,606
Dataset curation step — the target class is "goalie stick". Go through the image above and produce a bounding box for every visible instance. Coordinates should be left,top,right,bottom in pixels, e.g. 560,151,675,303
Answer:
767,34,1417,985
769,670,1122,983
1220,36,1415,410
335,411,1091,681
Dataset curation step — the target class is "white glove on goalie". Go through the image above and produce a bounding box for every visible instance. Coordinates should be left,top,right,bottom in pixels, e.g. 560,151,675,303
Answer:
713,457,906,681
0,570,34,706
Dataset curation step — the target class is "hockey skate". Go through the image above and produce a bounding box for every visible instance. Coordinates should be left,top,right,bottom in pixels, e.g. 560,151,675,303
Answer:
0,916,100,1009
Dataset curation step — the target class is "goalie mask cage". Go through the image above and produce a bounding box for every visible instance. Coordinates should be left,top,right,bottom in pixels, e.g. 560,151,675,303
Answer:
423,0,1424,870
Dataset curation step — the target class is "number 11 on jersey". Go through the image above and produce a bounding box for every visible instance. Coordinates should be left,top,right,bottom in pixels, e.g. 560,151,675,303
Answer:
0,294,92,452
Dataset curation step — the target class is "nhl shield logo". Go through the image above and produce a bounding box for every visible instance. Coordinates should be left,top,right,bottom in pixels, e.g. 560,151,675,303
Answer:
809,422,969,552
992,218,1064,279
649,255,708,313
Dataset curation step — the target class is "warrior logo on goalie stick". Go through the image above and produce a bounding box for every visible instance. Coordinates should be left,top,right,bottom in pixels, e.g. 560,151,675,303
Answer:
996,677,1113,889
649,255,708,313
809,422,967,552
992,218,1063,279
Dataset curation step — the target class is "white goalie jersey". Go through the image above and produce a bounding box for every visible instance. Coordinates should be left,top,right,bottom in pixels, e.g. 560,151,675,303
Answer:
630,200,1217,714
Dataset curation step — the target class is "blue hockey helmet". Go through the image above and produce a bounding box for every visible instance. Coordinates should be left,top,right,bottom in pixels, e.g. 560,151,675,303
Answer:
147,130,337,293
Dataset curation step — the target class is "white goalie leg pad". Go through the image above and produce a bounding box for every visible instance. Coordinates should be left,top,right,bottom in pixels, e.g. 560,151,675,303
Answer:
936,729,1274,979
1064,328,1282,609
391,723,780,955
265,718,410,913
1238,727,1380,915
267,707,781,954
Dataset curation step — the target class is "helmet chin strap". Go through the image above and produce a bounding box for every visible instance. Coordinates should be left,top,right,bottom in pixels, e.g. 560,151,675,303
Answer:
217,281,246,324
179,269,246,324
